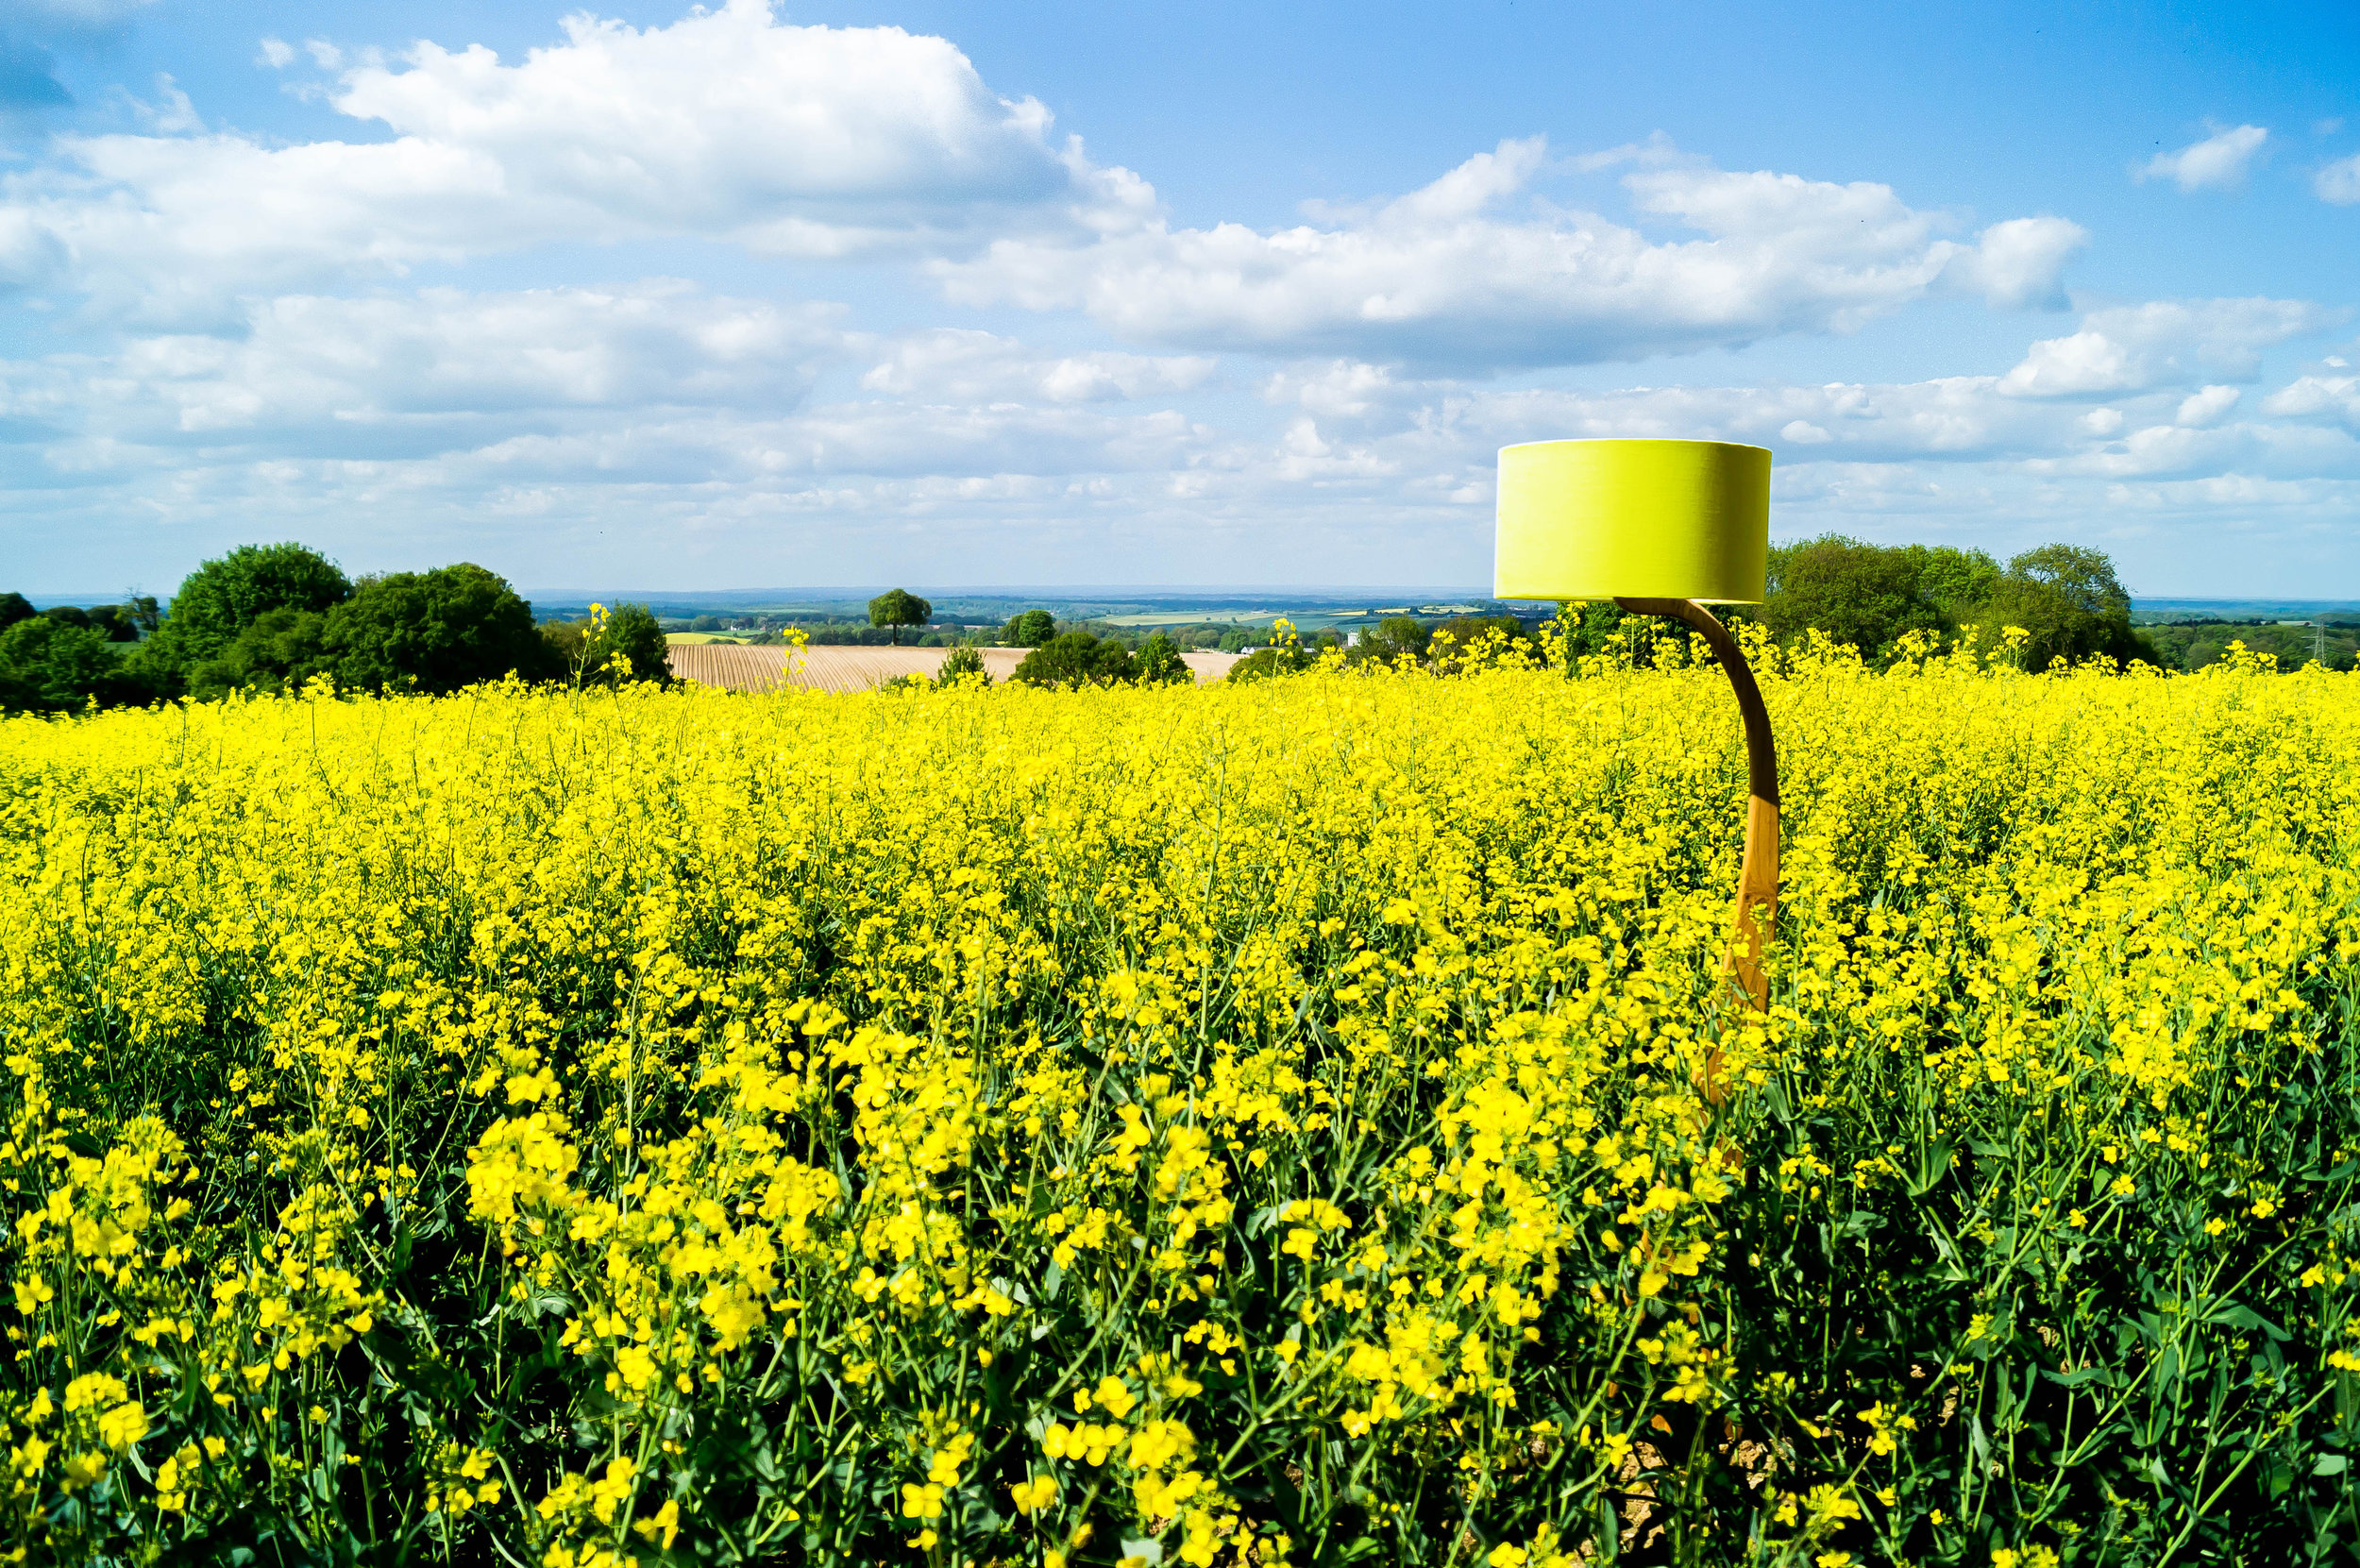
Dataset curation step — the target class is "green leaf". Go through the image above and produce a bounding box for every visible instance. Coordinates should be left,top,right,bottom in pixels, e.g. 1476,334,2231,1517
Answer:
2204,1302,2290,1341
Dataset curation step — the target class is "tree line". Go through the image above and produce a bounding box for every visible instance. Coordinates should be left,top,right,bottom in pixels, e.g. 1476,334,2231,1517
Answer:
1750,538,2146,669
0,535,2267,714
1,544,673,715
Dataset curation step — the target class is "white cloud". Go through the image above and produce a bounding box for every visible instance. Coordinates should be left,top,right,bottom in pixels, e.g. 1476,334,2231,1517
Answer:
1999,298,2339,396
258,38,295,69
1234,330,2360,507
0,0,1135,322
858,329,1215,403
329,2,1081,245
448,400,1205,485
8,282,850,455
2318,155,2360,205
935,139,2085,368
12,304,2360,589
2138,125,2268,192
1260,361,1407,419
2264,374,2360,430
1940,215,2087,311
2175,385,2239,427
125,74,201,133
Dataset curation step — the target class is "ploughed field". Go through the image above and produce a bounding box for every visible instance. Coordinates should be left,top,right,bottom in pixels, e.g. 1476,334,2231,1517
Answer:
4,640,2359,1565
666,642,1241,692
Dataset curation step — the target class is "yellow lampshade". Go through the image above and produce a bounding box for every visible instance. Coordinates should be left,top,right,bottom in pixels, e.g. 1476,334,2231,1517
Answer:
1493,439,1771,603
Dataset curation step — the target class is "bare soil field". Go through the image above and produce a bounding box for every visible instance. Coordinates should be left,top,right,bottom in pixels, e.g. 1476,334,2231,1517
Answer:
666,643,1240,693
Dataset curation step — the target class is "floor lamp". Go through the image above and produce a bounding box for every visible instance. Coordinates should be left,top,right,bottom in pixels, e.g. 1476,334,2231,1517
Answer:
1493,438,1778,1012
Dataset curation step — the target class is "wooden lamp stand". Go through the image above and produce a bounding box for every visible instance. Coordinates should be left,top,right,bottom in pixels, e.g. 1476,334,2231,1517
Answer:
1613,597,1778,1013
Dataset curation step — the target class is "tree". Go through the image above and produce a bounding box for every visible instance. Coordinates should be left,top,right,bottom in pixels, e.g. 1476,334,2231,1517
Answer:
936,645,991,687
868,589,933,646
1357,615,1431,664
1003,609,1057,647
144,544,352,674
86,604,143,643
184,608,334,700
1224,645,1316,682
323,564,557,694
1897,544,2000,622
41,605,93,632
0,594,32,632
0,616,141,715
1428,615,1533,669
1557,600,1627,663
1763,535,1947,657
539,605,673,684
1985,544,2140,668
1135,633,1190,686
1011,632,1138,687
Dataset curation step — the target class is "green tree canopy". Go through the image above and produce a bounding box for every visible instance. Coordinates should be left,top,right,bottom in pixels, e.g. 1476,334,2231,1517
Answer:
545,602,673,687
0,616,143,715
868,589,933,645
323,564,556,694
1134,632,1190,686
184,609,334,700
85,604,143,643
936,645,991,687
1763,535,1947,656
584,604,673,686
1987,544,2140,668
146,544,352,673
1897,544,2000,621
1011,631,1138,688
1003,608,1057,647
0,594,33,632
1357,615,1430,664
1224,645,1316,683
1555,600,1627,663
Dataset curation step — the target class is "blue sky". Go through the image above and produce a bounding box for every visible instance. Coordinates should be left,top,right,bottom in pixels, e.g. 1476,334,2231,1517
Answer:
4,0,2356,594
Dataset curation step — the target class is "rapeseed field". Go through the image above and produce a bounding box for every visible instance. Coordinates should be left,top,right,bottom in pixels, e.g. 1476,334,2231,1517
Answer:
3,633,2357,1566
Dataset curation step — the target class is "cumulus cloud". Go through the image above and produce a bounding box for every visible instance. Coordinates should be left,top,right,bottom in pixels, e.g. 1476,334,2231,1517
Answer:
0,0,1140,322
1237,329,2360,501
1999,298,2340,396
859,329,1215,403
1938,215,2087,311
2138,125,2268,192
2318,155,2360,205
12,291,2360,587
6,282,850,457
328,3,1080,244
445,401,1205,487
934,138,2086,368
2174,385,2240,427
2264,374,2360,431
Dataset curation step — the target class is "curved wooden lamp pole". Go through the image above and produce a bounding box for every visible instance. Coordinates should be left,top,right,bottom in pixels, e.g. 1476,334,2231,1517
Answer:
1614,598,1778,1012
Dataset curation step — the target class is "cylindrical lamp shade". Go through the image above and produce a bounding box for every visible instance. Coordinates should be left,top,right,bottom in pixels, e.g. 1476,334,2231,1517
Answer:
1494,439,1772,603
